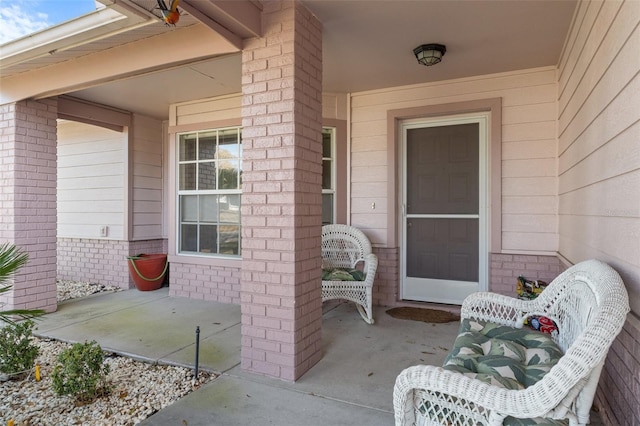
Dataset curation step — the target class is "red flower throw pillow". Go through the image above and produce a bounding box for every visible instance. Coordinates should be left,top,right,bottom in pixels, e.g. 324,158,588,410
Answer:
524,315,559,337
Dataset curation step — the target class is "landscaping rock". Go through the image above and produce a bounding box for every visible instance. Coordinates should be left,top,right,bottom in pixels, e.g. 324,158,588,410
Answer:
1,338,213,425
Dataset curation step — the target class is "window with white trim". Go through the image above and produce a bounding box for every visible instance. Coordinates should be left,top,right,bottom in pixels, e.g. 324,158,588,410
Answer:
177,128,242,257
322,127,335,225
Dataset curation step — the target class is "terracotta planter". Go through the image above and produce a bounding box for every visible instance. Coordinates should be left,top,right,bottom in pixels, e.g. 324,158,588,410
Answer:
127,254,168,291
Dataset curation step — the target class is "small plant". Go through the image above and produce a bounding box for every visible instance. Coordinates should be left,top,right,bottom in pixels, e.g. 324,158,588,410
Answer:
0,242,44,325
52,341,111,403
0,319,39,378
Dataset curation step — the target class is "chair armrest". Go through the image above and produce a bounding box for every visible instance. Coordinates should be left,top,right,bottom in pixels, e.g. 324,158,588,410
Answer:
363,253,378,284
461,291,537,328
394,365,553,425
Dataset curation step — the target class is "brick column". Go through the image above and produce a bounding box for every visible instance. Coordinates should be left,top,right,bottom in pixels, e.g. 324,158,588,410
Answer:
0,99,58,313
240,1,323,381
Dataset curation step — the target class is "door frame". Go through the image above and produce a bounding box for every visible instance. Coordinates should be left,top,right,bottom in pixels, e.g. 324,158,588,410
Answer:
399,113,490,303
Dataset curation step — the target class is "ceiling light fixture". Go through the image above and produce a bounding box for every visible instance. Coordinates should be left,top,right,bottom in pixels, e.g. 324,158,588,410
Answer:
413,44,447,66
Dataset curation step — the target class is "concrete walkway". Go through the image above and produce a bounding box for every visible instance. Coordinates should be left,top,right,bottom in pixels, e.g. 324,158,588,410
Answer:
34,288,461,425
34,288,604,425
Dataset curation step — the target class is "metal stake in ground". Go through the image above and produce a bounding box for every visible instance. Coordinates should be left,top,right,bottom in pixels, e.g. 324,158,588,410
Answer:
195,326,200,380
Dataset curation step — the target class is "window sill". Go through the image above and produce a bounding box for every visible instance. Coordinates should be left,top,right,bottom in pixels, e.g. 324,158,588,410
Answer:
168,253,241,268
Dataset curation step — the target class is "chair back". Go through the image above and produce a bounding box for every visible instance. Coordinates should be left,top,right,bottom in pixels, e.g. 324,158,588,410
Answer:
321,224,372,270
529,260,629,420
532,260,628,353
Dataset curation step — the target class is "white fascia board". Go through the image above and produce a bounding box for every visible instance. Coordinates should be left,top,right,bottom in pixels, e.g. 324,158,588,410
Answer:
0,6,154,69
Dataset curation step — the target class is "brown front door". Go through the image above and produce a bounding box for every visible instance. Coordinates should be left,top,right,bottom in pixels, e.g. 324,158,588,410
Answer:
402,119,484,304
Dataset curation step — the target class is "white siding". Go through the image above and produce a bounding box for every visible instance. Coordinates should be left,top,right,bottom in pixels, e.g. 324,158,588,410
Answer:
170,93,349,127
131,114,164,240
171,94,242,126
557,0,640,314
350,68,559,250
322,93,348,120
57,120,125,239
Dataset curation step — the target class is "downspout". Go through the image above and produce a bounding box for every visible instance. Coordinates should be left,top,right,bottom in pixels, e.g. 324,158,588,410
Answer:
346,92,352,225
125,122,134,243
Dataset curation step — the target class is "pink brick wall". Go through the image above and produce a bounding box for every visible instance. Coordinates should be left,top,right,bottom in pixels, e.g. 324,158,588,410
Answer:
58,237,167,289
240,0,323,381
489,253,565,296
0,99,58,312
371,250,566,306
595,317,640,426
169,261,240,304
372,247,399,306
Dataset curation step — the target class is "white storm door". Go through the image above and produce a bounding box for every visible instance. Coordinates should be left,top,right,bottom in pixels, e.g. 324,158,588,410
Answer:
402,117,487,304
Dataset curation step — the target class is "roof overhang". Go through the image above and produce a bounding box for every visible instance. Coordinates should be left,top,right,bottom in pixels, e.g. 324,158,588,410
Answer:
0,1,263,107
0,1,156,74
0,0,262,80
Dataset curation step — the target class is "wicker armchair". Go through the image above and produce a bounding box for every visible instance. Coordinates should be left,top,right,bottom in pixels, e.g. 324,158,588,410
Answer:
394,259,630,426
321,224,378,324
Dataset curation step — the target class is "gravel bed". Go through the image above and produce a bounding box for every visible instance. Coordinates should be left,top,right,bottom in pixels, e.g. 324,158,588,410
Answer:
1,281,213,425
1,338,214,425
56,280,123,303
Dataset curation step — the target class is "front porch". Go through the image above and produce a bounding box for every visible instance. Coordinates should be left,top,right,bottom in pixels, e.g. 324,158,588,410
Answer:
33,288,605,425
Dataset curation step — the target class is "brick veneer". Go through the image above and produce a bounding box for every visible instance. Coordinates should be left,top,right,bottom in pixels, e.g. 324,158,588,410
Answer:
0,99,58,312
169,261,240,304
371,250,566,306
372,247,399,306
489,253,565,296
57,237,167,289
595,316,640,425
240,1,323,381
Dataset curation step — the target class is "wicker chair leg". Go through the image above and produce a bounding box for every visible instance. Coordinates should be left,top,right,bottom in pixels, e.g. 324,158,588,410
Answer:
356,303,374,324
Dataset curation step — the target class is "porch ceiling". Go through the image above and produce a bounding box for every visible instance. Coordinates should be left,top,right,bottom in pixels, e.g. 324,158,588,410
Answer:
303,0,578,93
3,0,578,120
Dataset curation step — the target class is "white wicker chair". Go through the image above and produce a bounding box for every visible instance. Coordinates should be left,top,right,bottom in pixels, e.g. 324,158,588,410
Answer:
393,259,630,426
321,224,378,324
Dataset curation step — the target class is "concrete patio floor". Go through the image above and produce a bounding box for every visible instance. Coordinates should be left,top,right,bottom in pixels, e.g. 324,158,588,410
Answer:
33,288,604,425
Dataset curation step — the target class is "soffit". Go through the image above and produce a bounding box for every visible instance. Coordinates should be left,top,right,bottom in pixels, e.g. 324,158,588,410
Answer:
302,0,578,93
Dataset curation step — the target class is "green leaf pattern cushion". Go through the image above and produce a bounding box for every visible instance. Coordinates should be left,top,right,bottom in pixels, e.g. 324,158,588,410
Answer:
443,319,563,391
322,268,365,281
416,319,567,425
435,319,567,425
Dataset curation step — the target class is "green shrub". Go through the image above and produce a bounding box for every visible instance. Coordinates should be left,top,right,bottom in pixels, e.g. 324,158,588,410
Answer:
51,341,111,403
0,243,44,326
0,319,39,377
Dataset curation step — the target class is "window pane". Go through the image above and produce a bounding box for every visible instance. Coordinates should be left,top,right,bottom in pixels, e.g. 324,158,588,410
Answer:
218,129,239,159
322,193,333,225
322,160,332,190
181,224,197,252
198,132,217,160
177,127,242,257
200,194,219,222
219,225,240,255
180,195,198,222
198,162,217,190
199,224,217,253
218,161,239,190
179,134,196,161
179,164,196,190
322,129,332,158
220,194,240,223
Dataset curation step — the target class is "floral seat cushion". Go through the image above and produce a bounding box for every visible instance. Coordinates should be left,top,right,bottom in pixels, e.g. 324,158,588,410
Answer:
444,319,563,389
321,268,365,281
442,319,566,425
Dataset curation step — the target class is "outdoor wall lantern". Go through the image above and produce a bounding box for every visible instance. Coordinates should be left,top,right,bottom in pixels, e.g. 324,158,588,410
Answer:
413,44,447,66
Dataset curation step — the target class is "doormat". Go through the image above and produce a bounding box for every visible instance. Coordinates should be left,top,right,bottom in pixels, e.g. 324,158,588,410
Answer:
386,307,460,323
